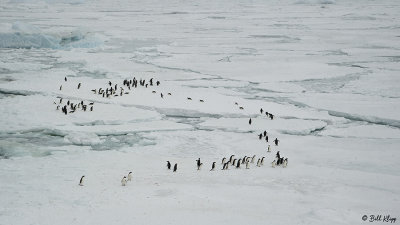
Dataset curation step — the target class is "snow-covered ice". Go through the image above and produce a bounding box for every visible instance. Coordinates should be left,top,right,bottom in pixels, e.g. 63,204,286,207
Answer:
0,0,399,224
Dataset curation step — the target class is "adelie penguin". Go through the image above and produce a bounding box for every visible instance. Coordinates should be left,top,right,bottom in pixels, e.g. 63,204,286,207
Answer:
263,130,267,137
196,158,203,170
121,176,127,186
259,133,262,140
221,157,226,164
249,118,252,125
274,138,279,146
127,172,132,181
210,162,216,171
64,77,67,82
79,175,85,186
260,108,263,114
173,163,178,172
167,161,171,170
271,160,276,168
77,83,81,89
267,145,271,152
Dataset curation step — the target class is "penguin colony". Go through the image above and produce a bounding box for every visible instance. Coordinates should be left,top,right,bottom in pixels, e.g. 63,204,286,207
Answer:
60,76,289,186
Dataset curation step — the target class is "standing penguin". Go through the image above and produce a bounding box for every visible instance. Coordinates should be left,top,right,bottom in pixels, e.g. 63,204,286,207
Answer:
64,77,67,82
260,108,263,114
127,172,132,181
258,133,262,140
251,155,256,163
77,83,81,89
221,157,226,165
210,162,216,171
263,130,267,137
196,158,202,170
256,158,261,167
271,160,276,168
167,161,171,170
79,175,85,186
173,163,178,172
249,118,252,125
274,138,279,146
121,176,127,186
59,85,62,91
276,151,280,159
260,157,265,165
267,145,271,152
283,158,288,168
236,159,241,168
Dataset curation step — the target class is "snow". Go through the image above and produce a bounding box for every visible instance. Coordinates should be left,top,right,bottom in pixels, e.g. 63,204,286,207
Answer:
0,0,399,224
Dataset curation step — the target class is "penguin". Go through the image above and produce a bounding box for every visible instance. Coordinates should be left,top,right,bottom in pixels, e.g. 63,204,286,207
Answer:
199,99,204,102
266,135,269,142
265,112,269,117
271,160,276,168
167,161,171,170
234,102,238,105
260,108,263,114
156,81,160,86
56,105,60,110
59,85,62,90
91,89,97,94
251,155,256,163
229,155,235,163
222,162,229,170
246,160,250,169
249,118,252,125
77,83,81,89
79,175,85,186
149,78,153,86
173,163,178,172
109,81,112,86
236,159,241,168
59,98,62,104
239,107,244,110
152,91,156,93
276,151,280,159
283,158,288,168
127,172,132,181
270,114,274,120
168,93,171,96
221,157,226,164
256,159,261,167
259,133,262,140
261,157,265,165
274,138,279,146
232,158,237,166
121,176,127,186
196,160,203,170
263,130,267,137
210,162,216,171
187,97,192,100
242,156,247,164
267,145,271,152
64,77,67,82
90,106,93,111
145,84,148,88
161,93,163,98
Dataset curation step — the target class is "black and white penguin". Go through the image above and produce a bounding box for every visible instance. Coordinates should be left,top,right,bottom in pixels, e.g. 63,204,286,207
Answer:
187,97,192,100
156,81,160,86
259,133,262,140
265,135,269,142
263,130,267,137
221,157,226,164
242,156,247,164
276,151,280,159
234,102,238,105
199,99,204,102
210,162,216,171
256,158,261,167
246,160,250,169
196,158,203,170
271,160,276,168
283,158,288,168
121,176,127,186
260,108,263,114
152,91,156,93
79,175,85,186
265,112,269,117
249,118,252,125
260,157,265,165
64,77,67,82
77,83,81,89
270,114,274,120
239,107,244,110
168,93,171,96
59,85,62,91
232,159,237,166
167,161,171,170
236,159,241,168
222,162,229,170
229,155,235,163
173,163,177,172
161,93,163,98
267,144,271,152
127,172,132,181
274,138,279,146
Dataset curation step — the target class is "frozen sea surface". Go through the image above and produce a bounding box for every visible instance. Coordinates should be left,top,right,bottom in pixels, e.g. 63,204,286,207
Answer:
0,0,399,224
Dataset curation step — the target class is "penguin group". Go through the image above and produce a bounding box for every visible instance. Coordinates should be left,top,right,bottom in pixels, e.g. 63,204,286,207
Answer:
55,97,94,115
271,151,288,168
166,161,178,172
